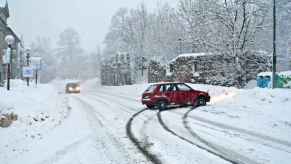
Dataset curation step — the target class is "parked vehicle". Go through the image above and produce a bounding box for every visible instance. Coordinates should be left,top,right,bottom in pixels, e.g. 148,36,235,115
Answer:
142,82,210,110
65,82,81,94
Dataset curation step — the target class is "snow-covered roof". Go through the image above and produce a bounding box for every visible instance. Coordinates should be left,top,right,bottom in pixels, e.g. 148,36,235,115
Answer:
252,50,272,56
257,72,272,77
280,71,291,76
257,71,291,77
170,53,213,63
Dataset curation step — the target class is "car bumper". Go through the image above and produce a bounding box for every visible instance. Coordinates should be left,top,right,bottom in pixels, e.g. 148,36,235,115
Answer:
142,99,154,106
206,96,211,102
66,90,81,94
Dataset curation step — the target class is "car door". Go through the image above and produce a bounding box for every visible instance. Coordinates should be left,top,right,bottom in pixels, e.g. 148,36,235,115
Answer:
176,83,193,105
163,84,177,104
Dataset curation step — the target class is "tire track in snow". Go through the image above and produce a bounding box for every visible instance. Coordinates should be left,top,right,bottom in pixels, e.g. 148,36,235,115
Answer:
87,90,282,163
83,93,133,114
83,92,161,164
157,110,250,164
180,108,291,149
74,97,141,164
181,108,262,164
82,90,291,152
87,90,137,103
126,109,163,164
36,135,92,164
182,108,291,154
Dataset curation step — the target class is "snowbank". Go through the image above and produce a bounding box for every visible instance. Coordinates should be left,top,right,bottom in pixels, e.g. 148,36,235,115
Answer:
0,80,80,164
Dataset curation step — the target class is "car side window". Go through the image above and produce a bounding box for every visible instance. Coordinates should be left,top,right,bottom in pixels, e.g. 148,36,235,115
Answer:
167,84,177,92
172,84,178,91
177,84,192,91
165,84,171,91
159,85,166,92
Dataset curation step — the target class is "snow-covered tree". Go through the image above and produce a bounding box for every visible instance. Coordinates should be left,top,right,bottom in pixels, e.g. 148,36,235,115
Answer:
30,37,56,83
177,0,270,87
102,0,283,87
55,28,84,79
103,3,183,82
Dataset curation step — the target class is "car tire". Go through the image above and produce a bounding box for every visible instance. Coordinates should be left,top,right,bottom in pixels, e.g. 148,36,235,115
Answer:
146,105,154,109
157,100,168,111
198,96,206,106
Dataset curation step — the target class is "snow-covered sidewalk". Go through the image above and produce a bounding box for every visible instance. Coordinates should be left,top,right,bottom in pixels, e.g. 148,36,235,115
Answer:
0,81,87,164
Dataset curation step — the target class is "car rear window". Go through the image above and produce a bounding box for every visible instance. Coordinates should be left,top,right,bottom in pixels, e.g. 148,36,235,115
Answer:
177,84,192,91
145,85,157,93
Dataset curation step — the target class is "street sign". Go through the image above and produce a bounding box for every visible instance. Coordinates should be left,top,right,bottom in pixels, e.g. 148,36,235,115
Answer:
2,48,11,64
30,57,42,70
22,67,34,78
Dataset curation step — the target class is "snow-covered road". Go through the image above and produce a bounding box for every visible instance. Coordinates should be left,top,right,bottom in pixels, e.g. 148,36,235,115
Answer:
1,80,291,164
75,82,291,164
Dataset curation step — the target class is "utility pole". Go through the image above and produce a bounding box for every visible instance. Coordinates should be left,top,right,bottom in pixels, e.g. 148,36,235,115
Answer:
178,38,182,54
141,57,147,77
7,47,11,91
272,0,277,89
26,50,30,87
35,69,38,86
32,57,42,87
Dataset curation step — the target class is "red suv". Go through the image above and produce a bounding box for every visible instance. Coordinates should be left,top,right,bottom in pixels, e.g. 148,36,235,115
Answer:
142,82,210,110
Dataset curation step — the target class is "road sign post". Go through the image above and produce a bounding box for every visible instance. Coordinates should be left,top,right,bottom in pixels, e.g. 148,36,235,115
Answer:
3,48,12,90
5,35,15,91
4,45,12,91
22,67,34,82
31,57,42,87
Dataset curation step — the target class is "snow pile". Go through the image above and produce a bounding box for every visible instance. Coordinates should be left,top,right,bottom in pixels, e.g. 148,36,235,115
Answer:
190,85,291,142
0,81,81,164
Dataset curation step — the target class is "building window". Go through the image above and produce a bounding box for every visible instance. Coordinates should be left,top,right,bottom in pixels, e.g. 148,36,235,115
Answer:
169,64,174,72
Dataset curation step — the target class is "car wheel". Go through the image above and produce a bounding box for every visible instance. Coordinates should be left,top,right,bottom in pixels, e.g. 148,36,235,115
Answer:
146,105,154,109
157,100,168,110
198,96,206,106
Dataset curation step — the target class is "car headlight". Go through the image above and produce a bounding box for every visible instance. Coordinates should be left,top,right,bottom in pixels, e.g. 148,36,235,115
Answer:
75,86,80,91
143,96,150,99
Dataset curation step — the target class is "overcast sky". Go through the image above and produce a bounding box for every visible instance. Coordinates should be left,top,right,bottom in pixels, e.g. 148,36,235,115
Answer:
2,0,177,51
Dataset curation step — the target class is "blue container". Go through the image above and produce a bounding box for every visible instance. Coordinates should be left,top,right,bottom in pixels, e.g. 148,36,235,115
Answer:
257,75,271,88
257,76,264,88
257,71,291,88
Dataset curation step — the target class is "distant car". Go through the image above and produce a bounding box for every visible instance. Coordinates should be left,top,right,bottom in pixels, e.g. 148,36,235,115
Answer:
65,82,81,94
142,82,210,110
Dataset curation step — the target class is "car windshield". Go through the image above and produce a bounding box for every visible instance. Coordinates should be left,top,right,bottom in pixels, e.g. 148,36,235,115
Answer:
144,85,157,93
67,83,79,87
